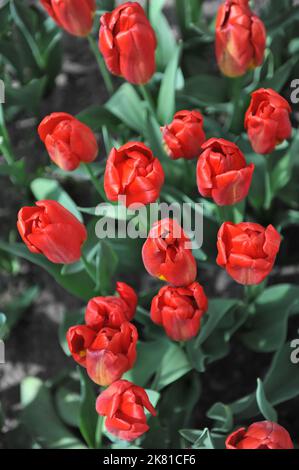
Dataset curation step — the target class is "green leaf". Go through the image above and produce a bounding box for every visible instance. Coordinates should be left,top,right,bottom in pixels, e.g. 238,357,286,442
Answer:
0,242,96,301
149,1,176,71
144,110,169,162
271,133,299,195
3,286,39,335
76,105,119,132
231,343,299,419
153,342,192,391
207,403,233,433
105,83,146,133
95,241,118,295
192,428,215,449
261,56,299,91
6,78,47,112
55,387,81,428
21,377,86,449
157,43,182,124
196,299,239,346
0,313,8,340
30,178,83,222
241,284,299,353
256,379,278,422
181,74,228,105
79,369,98,449
124,339,169,387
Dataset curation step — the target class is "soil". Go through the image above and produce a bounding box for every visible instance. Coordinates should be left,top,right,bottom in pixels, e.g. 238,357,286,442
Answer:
1,0,299,449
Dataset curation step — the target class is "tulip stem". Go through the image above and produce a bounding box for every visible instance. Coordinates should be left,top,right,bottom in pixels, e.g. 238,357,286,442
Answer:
229,76,244,134
139,84,156,117
83,163,103,197
87,35,114,96
81,253,97,285
95,415,104,449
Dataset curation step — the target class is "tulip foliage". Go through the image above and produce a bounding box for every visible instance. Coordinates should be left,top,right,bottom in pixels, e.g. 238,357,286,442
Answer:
1,0,299,451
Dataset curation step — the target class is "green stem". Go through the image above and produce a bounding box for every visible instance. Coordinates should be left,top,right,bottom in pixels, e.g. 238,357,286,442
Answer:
264,158,273,210
83,163,103,196
229,76,244,134
81,253,97,285
95,415,104,449
87,35,114,96
139,84,156,117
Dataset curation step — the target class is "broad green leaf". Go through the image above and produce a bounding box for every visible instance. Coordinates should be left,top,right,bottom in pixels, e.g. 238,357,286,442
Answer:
55,387,81,428
21,377,86,449
181,74,229,105
193,428,215,449
241,284,299,352
196,299,239,346
271,133,299,195
256,379,278,422
207,403,233,433
30,178,83,222
95,241,118,294
152,342,192,391
157,43,182,124
79,369,98,449
124,339,169,387
231,343,299,419
105,83,146,133
77,105,119,132
0,242,96,301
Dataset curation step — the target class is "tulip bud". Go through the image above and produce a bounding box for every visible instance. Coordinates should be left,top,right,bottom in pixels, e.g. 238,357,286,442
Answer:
99,2,157,85
40,0,95,37
217,222,281,285
197,138,254,206
17,200,87,264
161,110,206,160
142,218,197,287
85,283,138,330
38,113,98,171
85,322,138,386
151,283,208,341
215,0,266,77
104,142,165,207
96,380,157,441
245,88,292,155
226,421,294,449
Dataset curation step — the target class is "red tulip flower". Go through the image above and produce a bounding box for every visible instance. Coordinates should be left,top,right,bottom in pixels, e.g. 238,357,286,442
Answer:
67,322,138,386
161,110,206,160
226,421,294,449
151,283,208,341
245,88,292,155
17,200,87,264
40,0,95,37
217,222,281,285
104,142,165,207
142,218,197,287
99,2,157,85
215,0,266,77
96,380,157,441
197,138,254,206
38,113,98,171
85,282,138,330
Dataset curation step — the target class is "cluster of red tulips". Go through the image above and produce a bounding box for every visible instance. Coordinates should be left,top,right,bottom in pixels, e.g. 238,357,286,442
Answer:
14,0,295,448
